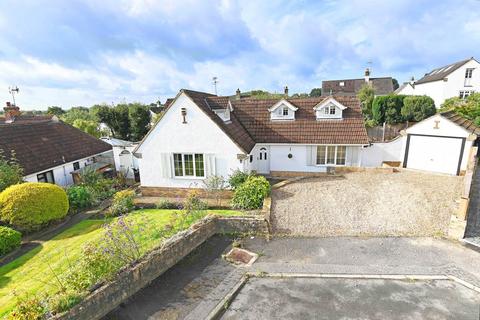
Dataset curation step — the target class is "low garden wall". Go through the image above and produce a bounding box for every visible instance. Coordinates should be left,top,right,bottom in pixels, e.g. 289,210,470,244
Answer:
54,215,267,320
141,186,233,199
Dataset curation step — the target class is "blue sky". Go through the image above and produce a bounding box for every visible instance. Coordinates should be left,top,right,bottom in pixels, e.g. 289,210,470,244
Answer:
0,0,479,110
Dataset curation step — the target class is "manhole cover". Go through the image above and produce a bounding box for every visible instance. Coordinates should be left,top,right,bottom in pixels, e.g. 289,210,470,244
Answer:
225,248,258,266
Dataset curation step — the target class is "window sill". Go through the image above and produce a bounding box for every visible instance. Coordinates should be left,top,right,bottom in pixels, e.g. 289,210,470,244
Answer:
173,176,205,180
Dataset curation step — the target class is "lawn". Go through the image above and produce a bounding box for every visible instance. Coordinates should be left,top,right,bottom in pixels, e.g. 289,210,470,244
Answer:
0,209,244,317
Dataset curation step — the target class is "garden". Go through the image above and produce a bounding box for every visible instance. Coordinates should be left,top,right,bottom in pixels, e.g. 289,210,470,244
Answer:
0,156,270,318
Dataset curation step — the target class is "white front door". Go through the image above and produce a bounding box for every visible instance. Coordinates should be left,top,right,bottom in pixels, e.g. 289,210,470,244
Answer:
257,147,270,174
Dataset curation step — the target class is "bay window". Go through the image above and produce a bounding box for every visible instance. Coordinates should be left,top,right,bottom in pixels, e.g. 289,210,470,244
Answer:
316,146,347,165
173,153,205,177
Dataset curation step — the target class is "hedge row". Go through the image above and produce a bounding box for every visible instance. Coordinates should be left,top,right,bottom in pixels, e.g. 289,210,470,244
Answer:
371,95,436,125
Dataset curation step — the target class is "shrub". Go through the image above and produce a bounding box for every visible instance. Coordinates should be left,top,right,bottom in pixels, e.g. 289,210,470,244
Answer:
231,176,271,210
357,84,375,120
155,198,179,209
0,182,69,232
77,166,101,186
372,95,406,124
7,295,46,320
401,95,436,121
183,190,208,211
0,226,21,256
203,175,227,206
66,186,93,212
228,170,252,190
105,190,135,217
0,151,23,193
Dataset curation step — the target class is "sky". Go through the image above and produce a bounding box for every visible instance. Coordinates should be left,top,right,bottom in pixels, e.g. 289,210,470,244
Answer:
0,0,479,110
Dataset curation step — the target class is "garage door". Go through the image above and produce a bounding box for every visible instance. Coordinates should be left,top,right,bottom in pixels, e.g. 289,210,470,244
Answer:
404,134,465,175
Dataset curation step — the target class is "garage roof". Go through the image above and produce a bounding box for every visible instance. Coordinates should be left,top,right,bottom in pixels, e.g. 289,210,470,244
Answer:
440,111,480,135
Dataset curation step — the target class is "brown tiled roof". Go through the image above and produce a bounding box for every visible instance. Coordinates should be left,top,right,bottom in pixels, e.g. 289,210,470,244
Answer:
441,110,480,135
415,58,474,85
182,89,256,153
228,96,369,145
322,77,394,95
0,118,112,175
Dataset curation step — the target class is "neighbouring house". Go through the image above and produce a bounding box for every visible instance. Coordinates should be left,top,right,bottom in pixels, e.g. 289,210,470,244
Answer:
322,68,394,96
133,89,370,191
0,103,114,186
101,137,139,180
362,111,479,175
395,57,480,108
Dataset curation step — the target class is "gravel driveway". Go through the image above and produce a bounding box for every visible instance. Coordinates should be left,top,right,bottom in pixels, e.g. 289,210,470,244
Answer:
271,171,462,236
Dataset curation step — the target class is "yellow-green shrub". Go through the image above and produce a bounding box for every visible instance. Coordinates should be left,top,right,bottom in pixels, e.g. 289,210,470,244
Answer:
0,182,69,232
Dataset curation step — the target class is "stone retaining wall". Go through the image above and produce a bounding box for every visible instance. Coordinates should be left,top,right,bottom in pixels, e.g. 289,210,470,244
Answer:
54,215,267,320
141,186,233,199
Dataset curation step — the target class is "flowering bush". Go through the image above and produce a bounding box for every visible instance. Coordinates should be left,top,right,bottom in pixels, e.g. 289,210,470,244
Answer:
105,190,135,217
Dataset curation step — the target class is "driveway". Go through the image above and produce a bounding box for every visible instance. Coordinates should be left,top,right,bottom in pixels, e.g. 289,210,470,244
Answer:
272,171,462,236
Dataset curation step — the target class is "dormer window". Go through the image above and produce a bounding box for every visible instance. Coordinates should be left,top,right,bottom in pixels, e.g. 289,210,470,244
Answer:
313,97,347,120
268,99,298,121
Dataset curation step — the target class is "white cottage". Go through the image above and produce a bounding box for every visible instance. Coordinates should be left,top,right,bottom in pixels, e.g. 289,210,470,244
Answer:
396,57,480,108
133,89,370,190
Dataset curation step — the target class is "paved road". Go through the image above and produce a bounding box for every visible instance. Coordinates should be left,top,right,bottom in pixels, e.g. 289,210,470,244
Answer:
221,277,480,320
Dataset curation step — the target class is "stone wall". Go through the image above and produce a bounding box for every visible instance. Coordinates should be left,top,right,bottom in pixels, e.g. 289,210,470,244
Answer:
141,186,233,199
54,215,267,320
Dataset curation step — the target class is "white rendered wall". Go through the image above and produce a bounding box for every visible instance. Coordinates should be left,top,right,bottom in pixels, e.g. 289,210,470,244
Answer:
22,151,113,186
361,137,405,167
253,144,362,173
136,93,245,188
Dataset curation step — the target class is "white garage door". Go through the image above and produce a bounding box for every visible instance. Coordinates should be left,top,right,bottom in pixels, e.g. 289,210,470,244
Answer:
405,135,464,175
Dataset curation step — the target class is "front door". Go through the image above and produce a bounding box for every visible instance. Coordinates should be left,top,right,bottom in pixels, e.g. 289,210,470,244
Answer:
257,147,270,174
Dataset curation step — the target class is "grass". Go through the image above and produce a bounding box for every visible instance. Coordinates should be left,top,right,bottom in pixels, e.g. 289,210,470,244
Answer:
0,209,244,317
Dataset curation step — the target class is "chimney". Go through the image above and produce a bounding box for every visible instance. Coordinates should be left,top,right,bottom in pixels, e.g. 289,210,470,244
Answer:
4,102,20,123
284,86,289,98
364,68,370,83
235,88,241,100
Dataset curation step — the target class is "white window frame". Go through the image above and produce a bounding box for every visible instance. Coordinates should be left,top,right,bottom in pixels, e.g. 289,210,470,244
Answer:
282,107,289,116
315,145,347,166
459,90,475,99
173,153,205,178
465,68,474,86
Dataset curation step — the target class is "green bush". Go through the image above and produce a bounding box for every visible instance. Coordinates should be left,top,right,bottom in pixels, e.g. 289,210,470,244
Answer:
0,226,21,256
228,170,252,190
0,182,69,232
105,190,135,217
7,295,46,320
372,95,406,124
66,186,93,212
155,198,179,209
401,95,436,121
183,190,208,211
231,176,271,210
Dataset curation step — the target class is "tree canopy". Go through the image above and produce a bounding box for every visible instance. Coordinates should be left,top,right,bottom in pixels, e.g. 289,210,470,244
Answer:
440,93,480,126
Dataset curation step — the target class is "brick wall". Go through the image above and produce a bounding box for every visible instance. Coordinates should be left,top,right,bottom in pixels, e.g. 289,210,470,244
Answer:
141,186,233,199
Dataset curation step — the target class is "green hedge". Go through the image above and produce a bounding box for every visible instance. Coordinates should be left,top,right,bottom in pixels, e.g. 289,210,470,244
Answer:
231,176,270,210
372,94,407,124
0,182,69,232
0,226,21,256
401,95,436,121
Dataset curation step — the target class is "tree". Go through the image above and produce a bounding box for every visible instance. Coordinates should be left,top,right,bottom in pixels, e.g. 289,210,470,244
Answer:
61,107,97,125
290,93,309,98
392,78,399,90
372,95,406,124
0,152,23,192
442,93,480,126
128,103,151,141
309,88,322,97
357,84,375,121
72,119,103,138
401,96,436,122
47,106,65,117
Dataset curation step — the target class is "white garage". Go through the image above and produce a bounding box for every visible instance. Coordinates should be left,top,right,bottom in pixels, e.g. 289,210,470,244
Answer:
403,112,478,175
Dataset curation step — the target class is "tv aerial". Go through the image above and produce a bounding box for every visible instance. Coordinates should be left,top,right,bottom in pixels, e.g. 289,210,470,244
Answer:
8,86,19,106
